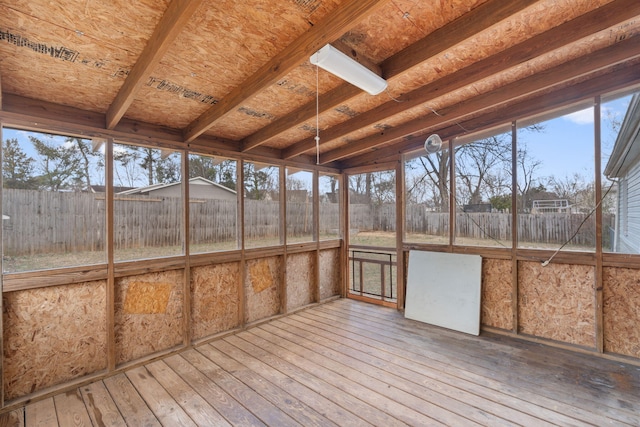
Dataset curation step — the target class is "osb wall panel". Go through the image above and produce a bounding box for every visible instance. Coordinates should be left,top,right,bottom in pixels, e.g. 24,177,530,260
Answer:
481,258,512,330
245,256,281,324
191,263,240,340
3,281,107,400
319,248,341,300
286,252,315,311
115,270,183,365
603,267,640,359
518,261,595,348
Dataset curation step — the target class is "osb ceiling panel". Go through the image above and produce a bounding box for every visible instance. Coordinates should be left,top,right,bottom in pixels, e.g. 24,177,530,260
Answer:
128,0,345,135
344,0,489,63
1,0,639,169
213,0,490,144
0,4,139,113
295,0,622,157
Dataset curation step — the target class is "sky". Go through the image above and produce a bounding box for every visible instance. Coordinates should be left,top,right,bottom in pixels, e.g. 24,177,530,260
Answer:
520,94,632,184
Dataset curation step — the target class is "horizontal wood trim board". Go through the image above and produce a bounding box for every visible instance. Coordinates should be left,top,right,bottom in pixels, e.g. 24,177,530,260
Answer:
0,95,341,174
2,269,109,292
285,243,319,254
6,244,640,293
189,251,243,267
243,246,286,260
318,240,342,250
347,293,397,308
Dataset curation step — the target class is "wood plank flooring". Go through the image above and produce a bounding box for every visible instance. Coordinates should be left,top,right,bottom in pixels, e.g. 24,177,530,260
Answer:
2,298,640,426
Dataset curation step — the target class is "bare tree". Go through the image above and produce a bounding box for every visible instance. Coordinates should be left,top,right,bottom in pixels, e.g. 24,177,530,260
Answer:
244,163,277,200
349,171,395,205
549,172,595,213
515,143,544,212
405,150,450,211
455,135,511,205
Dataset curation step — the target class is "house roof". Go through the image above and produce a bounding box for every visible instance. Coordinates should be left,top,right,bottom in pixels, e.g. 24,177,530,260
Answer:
118,176,237,195
90,185,135,194
604,94,640,178
2,1,640,170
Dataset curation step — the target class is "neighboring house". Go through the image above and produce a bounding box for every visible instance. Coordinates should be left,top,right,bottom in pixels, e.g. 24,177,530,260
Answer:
118,176,237,201
604,94,640,253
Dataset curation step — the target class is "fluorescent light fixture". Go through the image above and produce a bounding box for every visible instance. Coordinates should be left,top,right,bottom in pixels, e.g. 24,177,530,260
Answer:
310,44,387,95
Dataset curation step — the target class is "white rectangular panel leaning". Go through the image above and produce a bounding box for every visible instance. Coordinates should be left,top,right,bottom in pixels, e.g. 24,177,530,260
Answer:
405,250,482,336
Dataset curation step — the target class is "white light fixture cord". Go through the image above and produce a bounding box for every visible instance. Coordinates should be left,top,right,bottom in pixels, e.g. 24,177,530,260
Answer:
315,63,320,165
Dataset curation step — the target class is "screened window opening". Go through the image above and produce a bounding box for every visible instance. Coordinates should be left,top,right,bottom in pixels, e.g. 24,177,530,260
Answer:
319,173,340,240
243,161,281,248
454,131,513,247
404,149,450,245
113,143,183,261
286,168,314,243
2,128,106,272
517,106,596,251
188,154,238,253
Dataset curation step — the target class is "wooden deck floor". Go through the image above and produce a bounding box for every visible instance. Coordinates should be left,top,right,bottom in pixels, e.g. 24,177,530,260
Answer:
2,298,640,426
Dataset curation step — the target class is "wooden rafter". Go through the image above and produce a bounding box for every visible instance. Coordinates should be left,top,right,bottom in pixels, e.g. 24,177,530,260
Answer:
320,35,640,164
105,0,205,130
182,0,389,143
342,59,640,168
283,0,640,161
246,0,537,154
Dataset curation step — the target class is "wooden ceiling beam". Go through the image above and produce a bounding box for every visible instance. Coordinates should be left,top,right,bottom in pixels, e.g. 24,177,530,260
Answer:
283,0,640,160
381,0,538,78
342,60,640,169
105,0,205,130
243,0,536,153
320,35,640,164
0,94,341,173
182,0,388,143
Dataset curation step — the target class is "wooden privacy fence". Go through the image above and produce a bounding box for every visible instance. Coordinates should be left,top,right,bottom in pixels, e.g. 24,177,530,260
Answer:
356,203,613,246
2,190,613,255
2,189,340,256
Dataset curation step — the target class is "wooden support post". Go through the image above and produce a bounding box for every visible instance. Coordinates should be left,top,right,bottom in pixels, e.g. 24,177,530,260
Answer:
182,151,191,347
341,173,350,298
0,122,4,407
448,138,456,250
511,122,519,334
594,96,604,353
238,161,246,328
395,159,406,310
313,171,320,303
105,138,116,371
280,166,287,314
